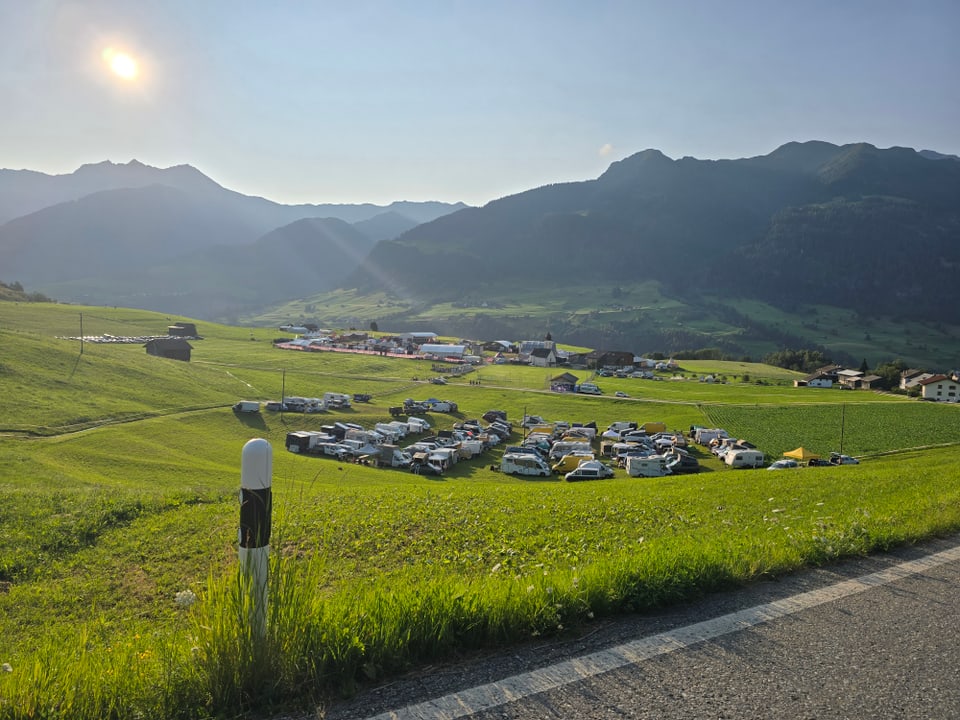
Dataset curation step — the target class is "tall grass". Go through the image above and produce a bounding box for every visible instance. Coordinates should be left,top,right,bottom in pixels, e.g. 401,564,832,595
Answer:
6,448,960,717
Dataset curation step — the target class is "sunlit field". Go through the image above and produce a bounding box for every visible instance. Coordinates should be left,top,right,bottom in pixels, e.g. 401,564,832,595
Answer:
2,302,959,718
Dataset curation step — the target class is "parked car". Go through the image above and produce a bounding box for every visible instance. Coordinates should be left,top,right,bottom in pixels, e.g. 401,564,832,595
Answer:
830,453,860,465
808,458,833,467
767,458,799,470
564,461,615,482
614,391,629,398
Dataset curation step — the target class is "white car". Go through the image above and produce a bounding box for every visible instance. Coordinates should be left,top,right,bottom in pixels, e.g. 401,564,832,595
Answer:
830,453,860,465
767,458,799,470
565,461,615,482
615,391,629,398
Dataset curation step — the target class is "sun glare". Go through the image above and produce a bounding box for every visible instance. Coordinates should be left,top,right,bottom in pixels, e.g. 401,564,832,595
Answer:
102,47,139,80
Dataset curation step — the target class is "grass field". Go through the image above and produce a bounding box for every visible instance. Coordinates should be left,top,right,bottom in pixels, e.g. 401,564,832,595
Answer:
246,284,960,372
2,302,959,718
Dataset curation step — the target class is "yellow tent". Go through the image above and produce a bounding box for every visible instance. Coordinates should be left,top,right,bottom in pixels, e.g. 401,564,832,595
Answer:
784,447,820,461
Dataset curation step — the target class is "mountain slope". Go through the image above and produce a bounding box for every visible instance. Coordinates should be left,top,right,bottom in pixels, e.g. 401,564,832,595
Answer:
41,217,377,319
349,142,960,322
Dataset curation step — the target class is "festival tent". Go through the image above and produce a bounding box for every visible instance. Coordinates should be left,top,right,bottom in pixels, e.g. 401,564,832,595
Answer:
784,447,820,461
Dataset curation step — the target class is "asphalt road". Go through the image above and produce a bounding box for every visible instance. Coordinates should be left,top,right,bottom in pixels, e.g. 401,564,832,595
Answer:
319,535,960,720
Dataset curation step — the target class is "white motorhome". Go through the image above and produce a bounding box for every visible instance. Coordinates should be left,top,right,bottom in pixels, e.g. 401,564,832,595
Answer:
407,417,431,433
501,452,552,477
373,444,412,468
323,392,352,409
625,455,671,478
548,441,593,461
724,449,765,469
232,400,261,413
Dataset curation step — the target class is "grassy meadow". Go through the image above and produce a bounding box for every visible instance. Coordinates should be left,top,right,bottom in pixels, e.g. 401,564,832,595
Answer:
2,302,960,718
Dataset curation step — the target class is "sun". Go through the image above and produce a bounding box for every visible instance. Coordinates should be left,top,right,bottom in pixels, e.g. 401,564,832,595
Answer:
102,47,139,80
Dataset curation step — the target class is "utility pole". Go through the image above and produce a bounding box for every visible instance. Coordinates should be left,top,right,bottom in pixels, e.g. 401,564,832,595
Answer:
79,312,84,355
839,404,846,454
280,369,286,418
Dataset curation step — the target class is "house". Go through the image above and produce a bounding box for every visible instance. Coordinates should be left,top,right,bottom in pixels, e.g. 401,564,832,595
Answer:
836,369,865,389
586,350,635,369
518,339,555,355
795,371,834,388
145,338,192,362
483,340,514,353
419,344,467,361
550,372,580,392
399,332,439,343
900,369,934,390
918,375,960,402
858,374,884,390
167,322,198,337
813,364,844,383
529,347,557,367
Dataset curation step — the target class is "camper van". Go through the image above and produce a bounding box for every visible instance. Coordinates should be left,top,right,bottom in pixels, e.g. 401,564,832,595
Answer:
625,455,671,478
323,392,352,409
551,452,595,474
232,400,261,413
548,441,593,461
501,453,552,477
724,449,765,469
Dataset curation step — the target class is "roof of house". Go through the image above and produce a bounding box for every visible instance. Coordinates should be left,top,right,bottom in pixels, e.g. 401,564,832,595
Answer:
918,374,951,386
837,369,864,378
815,364,844,374
531,348,555,358
419,344,466,355
551,372,579,384
861,374,883,383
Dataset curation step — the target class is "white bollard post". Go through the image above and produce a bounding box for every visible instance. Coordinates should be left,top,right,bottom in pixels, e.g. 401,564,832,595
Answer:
239,438,272,642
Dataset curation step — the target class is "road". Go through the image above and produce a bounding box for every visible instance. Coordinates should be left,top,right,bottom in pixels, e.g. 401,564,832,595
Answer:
320,535,960,720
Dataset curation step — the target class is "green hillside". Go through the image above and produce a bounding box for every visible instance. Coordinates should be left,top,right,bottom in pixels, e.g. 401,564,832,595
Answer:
248,282,960,371
2,301,959,718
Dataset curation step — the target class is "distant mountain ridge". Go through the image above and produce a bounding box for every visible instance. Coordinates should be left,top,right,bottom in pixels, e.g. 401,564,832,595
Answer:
0,159,468,226
350,141,960,323
0,159,468,317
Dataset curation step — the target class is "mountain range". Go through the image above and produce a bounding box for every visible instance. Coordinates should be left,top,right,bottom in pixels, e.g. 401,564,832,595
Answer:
352,142,960,319
0,160,465,316
1,144,958,365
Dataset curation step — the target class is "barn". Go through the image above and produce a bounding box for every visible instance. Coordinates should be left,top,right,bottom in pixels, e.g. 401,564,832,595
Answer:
145,338,193,362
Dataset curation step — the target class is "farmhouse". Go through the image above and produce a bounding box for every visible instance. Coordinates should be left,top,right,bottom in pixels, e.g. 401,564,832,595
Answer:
858,374,884,390
550,372,580,392
167,322,198,337
900,369,935,390
419,344,467,361
795,370,834,388
399,332,439,343
518,339,555,355
836,369,864,389
586,350,635,369
918,374,959,402
145,338,192,362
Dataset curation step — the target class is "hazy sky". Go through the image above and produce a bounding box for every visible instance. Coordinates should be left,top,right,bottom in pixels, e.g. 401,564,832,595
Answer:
2,1,957,206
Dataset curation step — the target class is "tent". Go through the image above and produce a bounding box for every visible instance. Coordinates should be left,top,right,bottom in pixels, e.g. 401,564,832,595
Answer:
784,447,820,461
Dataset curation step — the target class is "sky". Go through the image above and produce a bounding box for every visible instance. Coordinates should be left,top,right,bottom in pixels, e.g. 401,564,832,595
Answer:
2,0,958,206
